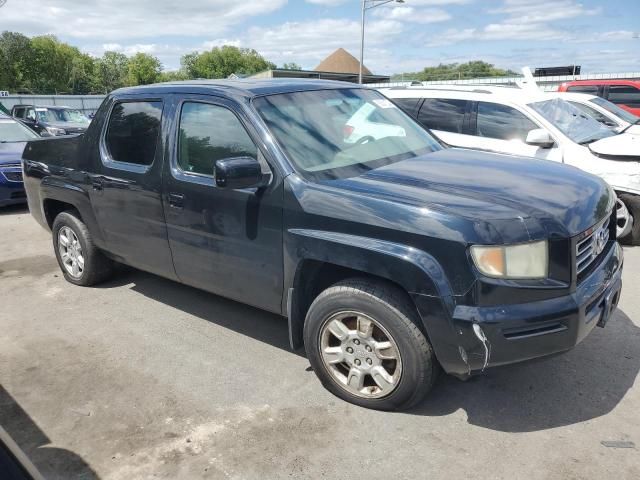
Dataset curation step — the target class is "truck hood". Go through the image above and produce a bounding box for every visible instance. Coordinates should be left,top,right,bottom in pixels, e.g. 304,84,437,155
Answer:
588,132,640,160
326,148,612,239
0,141,27,165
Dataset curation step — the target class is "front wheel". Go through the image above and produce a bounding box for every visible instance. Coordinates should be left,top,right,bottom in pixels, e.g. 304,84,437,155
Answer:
304,279,438,410
618,194,640,246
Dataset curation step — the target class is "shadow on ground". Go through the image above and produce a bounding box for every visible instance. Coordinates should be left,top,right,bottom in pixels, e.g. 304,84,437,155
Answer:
0,385,98,480
99,267,300,356
0,205,28,216
99,267,640,433
410,309,640,432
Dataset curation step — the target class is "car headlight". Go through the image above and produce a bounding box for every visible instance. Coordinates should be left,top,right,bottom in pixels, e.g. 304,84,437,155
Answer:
470,240,548,279
45,126,66,136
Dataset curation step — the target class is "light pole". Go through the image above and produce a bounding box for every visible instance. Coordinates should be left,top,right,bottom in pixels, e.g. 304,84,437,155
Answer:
360,0,404,84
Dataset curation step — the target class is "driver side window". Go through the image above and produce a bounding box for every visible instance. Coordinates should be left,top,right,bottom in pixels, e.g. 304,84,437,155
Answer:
476,102,537,142
178,102,257,176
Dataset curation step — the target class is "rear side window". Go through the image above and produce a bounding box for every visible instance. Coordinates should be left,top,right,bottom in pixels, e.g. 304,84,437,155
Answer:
476,102,537,141
13,107,24,118
105,101,162,166
178,102,257,176
392,97,420,116
417,98,467,133
608,85,640,108
567,85,599,95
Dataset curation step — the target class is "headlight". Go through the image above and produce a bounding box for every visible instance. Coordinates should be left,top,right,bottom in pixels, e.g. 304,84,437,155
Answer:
45,126,66,136
470,240,548,279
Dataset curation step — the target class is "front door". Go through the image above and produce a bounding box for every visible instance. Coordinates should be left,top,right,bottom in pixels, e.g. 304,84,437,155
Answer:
90,97,176,279
162,95,284,313
468,101,562,161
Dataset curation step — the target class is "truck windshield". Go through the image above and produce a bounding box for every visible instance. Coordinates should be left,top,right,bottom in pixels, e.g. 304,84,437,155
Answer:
528,98,615,145
0,119,39,142
36,109,90,124
253,88,442,179
590,96,639,125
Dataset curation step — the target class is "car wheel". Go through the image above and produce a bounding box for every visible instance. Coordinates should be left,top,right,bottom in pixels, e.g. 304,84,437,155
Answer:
618,194,640,246
52,210,114,286
304,278,438,410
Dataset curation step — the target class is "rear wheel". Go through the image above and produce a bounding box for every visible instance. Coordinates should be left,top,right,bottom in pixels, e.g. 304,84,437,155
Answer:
619,194,640,246
52,211,114,286
304,278,438,410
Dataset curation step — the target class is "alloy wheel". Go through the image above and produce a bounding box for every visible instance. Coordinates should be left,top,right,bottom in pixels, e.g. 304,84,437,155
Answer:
319,311,402,399
58,226,84,279
616,198,631,239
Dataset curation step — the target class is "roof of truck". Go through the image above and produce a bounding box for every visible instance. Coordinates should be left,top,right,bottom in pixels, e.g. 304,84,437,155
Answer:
115,78,364,98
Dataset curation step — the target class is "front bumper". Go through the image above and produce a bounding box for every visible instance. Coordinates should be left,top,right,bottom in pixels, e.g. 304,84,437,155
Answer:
416,241,624,378
0,168,26,206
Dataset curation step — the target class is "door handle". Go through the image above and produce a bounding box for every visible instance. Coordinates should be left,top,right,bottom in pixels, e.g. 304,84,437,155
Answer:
168,193,185,209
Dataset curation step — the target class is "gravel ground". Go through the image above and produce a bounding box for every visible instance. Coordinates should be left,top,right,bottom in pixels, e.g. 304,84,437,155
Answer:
1,205,639,480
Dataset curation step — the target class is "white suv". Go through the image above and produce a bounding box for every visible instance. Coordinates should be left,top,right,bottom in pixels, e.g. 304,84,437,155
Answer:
381,85,640,244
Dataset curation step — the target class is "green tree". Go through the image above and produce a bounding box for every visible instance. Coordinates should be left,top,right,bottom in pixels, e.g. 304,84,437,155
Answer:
95,51,129,93
159,69,189,82
392,61,518,82
181,45,275,79
281,62,302,70
127,52,161,85
0,31,33,92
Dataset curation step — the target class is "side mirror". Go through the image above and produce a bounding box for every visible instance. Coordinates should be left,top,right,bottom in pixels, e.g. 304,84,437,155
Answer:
525,129,554,149
214,156,268,190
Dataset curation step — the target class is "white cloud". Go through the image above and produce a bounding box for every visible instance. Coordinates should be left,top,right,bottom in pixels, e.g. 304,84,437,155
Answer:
372,6,452,24
490,0,601,23
305,0,348,5
245,18,405,69
0,0,287,39
426,0,604,46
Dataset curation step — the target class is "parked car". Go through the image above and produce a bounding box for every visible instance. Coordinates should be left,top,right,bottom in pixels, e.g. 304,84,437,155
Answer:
557,80,640,117
11,105,90,136
552,91,640,135
0,112,39,207
381,86,640,245
22,80,623,410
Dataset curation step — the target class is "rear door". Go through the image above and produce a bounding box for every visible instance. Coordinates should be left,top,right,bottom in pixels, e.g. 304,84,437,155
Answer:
162,94,284,313
90,96,176,279
415,98,473,147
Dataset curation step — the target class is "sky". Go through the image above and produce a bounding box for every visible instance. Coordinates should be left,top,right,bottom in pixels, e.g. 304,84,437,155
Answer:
1,0,639,75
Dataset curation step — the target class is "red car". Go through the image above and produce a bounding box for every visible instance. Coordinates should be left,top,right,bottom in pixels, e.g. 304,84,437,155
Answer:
557,79,640,116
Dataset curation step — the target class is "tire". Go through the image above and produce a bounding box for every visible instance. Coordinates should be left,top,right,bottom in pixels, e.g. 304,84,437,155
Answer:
304,278,438,411
52,210,114,286
619,194,640,246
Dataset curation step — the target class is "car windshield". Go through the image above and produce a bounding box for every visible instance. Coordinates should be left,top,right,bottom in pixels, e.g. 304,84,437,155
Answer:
0,119,39,142
528,98,615,144
590,96,639,125
253,88,441,179
36,108,90,124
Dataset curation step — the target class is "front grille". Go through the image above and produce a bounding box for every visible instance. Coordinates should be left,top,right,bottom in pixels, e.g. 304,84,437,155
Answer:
576,216,610,277
2,171,23,182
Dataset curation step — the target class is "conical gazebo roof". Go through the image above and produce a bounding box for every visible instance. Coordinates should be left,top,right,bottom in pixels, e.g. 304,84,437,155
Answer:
314,48,373,75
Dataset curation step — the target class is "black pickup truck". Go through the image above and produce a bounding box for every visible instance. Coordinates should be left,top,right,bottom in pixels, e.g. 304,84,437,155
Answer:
22,79,623,410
